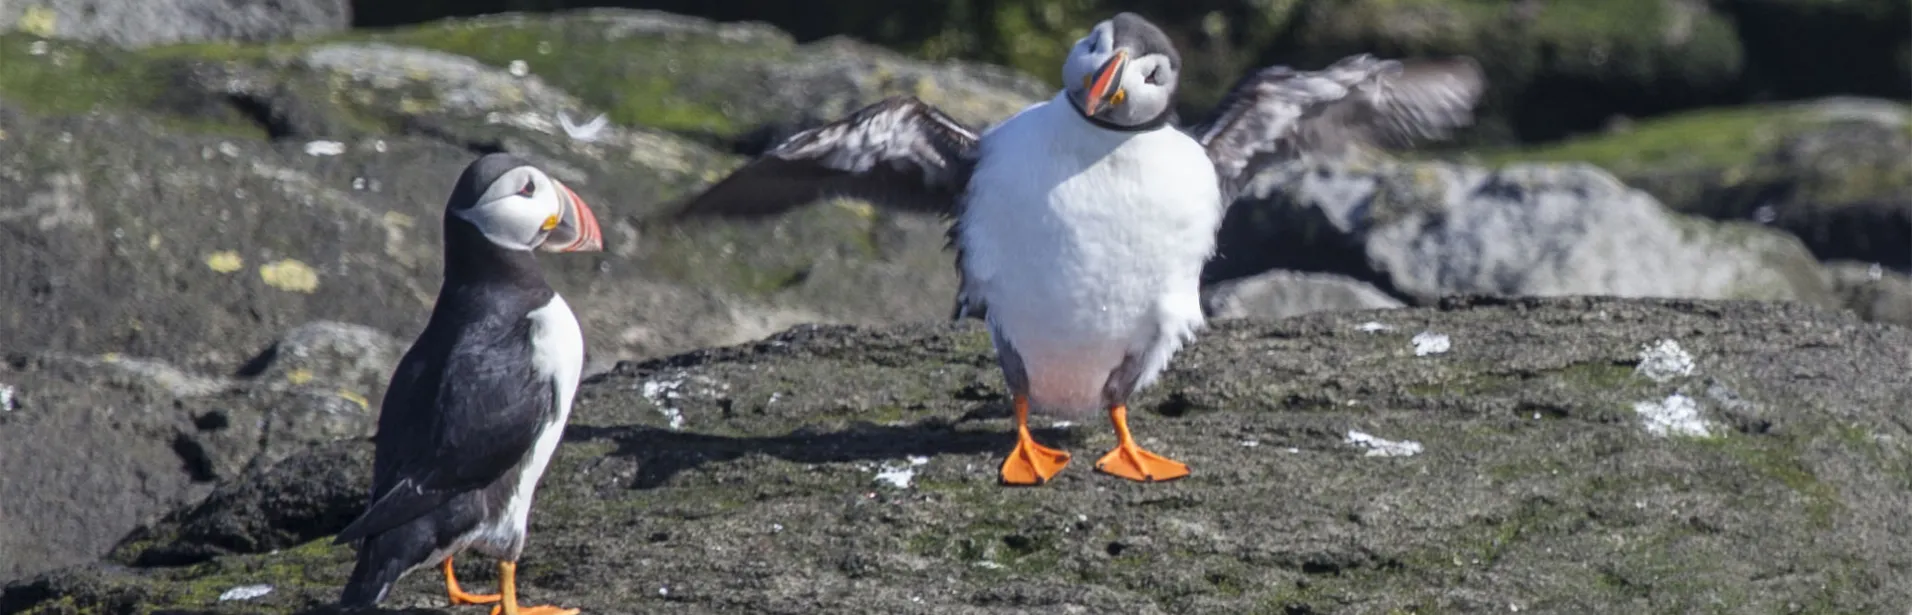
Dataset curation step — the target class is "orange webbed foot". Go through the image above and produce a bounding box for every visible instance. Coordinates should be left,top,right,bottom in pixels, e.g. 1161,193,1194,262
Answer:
1094,442,1190,482
443,556,501,606
489,606,580,615
1094,404,1190,483
998,394,1070,485
1000,435,1072,485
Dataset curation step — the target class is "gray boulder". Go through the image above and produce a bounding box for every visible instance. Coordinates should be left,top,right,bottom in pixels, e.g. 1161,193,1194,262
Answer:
7,297,1911,613
1503,98,1912,271
0,0,349,48
1210,160,1839,307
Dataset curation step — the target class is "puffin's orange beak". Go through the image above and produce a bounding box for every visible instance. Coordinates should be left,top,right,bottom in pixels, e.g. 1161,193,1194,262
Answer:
540,180,603,253
1082,49,1129,116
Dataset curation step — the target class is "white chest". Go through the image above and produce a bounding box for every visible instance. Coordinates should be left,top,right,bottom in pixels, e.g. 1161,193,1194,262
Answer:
958,99,1223,411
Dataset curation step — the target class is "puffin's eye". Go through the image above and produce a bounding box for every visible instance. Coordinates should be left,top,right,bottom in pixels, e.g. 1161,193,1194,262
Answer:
519,180,536,197
1145,66,1165,85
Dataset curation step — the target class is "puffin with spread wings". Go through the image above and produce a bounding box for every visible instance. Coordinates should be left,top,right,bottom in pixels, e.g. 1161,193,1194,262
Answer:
678,12,1485,485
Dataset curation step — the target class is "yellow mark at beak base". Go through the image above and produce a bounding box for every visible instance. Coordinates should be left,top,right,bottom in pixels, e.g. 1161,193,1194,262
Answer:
541,214,560,231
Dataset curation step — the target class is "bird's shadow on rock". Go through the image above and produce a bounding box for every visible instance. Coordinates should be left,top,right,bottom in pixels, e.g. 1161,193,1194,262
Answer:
566,406,1077,489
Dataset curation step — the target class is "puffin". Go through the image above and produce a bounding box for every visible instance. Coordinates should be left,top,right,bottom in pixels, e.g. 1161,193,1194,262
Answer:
676,12,1484,485
335,152,604,614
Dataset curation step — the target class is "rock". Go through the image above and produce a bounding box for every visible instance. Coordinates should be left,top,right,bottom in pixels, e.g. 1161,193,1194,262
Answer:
237,321,406,405
6,297,1910,612
518,0,1908,145
0,341,375,582
110,440,373,568
1824,260,1912,328
0,0,350,48
338,9,1049,148
1201,269,1404,320
2,11,1009,371
1496,98,1912,270
1209,160,1840,308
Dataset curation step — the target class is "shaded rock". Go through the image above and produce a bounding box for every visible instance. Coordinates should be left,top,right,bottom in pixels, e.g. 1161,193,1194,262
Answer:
109,440,373,568
1495,98,1912,270
0,353,217,583
1201,269,1404,321
7,298,1911,613
1209,160,1839,308
0,0,350,48
0,345,373,583
1825,260,1912,327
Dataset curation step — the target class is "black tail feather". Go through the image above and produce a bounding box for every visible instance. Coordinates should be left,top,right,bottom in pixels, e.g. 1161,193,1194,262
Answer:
337,524,436,611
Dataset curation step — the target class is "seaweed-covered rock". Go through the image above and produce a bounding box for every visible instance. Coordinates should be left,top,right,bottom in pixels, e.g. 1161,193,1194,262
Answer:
1209,160,1839,307
7,298,1911,613
1490,98,1912,271
353,0,1912,145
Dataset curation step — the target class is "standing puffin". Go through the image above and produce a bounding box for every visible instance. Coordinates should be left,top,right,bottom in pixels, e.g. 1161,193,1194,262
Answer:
335,153,604,614
676,13,1483,485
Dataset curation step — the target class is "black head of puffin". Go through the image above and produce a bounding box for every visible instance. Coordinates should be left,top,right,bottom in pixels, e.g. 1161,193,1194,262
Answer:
445,153,604,254
1064,12,1183,131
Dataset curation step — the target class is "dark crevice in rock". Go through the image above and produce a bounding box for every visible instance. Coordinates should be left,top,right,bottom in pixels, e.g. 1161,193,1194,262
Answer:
224,94,299,141
234,343,280,378
170,434,219,483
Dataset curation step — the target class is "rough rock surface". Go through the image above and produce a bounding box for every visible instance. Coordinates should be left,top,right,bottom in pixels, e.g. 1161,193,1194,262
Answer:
0,0,350,48
0,344,374,581
5,298,1910,613
1209,160,1839,308
1202,270,1404,321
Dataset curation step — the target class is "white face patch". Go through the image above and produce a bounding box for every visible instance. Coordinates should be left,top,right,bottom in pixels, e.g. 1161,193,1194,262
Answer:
454,166,565,251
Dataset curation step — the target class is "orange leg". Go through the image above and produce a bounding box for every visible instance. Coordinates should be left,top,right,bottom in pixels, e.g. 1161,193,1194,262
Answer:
443,555,501,606
487,560,579,615
998,394,1072,485
1094,404,1190,482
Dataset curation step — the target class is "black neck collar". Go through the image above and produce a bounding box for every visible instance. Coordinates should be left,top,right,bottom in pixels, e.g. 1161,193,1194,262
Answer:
1068,96,1175,133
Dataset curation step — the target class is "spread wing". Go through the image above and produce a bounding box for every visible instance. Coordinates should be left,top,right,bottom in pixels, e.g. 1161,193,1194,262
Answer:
671,95,988,320
672,96,980,218
1190,54,1486,201
334,324,553,544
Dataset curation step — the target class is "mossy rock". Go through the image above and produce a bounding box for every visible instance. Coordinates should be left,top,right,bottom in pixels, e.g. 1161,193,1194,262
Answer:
1474,98,1912,270
7,298,1911,613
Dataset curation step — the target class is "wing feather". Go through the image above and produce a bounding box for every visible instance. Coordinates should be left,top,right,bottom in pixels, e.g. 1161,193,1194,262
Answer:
335,321,553,544
1191,54,1486,201
673,95,989,320
673,96,980,218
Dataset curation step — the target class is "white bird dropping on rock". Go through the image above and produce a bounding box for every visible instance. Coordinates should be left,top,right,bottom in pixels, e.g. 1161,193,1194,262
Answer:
1411,332,1450,356
508,59,530,77
1635,339,1696,382
218,584,273,601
